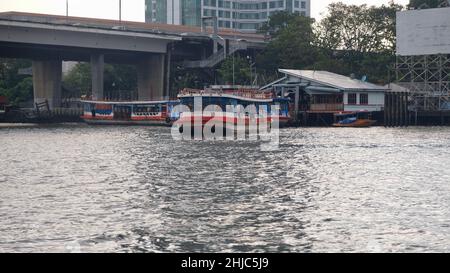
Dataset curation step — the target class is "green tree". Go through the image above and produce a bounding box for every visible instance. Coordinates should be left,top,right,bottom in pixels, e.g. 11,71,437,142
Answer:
104,64,137,99
316,2,402,53
217,56,251,85
171,68,211,94
259,11,298,36
63,62,91,98
0,58,33,106
256,13,318,79
63,62,138,100
314,2,403,83
408,0,446,9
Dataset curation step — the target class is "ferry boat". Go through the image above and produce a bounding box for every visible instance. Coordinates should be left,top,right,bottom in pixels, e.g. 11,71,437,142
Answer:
80,99,179,126
332,111,377,127
174,86,292,131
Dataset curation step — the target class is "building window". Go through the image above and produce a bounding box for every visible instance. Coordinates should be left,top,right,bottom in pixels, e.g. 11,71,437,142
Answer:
219,10,230,18
348,93,357,105
294,1,300,8
301,1,306,9
203,0,216,7
360,93,369,105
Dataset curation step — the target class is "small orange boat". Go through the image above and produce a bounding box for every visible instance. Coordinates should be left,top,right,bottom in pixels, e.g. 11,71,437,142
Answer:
333,112,377,127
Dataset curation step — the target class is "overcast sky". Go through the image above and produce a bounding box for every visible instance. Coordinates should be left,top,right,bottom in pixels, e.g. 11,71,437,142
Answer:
0,0,409,22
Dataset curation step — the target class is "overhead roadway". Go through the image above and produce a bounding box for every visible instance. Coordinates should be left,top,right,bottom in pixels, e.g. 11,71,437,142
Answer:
0,12,267,107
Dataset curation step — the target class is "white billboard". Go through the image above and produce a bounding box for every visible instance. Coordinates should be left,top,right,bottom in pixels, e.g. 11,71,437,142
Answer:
396,7,450,56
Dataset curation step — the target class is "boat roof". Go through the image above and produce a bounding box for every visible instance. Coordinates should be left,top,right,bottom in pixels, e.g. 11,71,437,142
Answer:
279,69,388,92
81,100,178,105
178,93,274,103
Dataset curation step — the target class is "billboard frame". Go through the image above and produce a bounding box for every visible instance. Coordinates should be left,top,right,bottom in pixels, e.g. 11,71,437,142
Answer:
396,7,450,57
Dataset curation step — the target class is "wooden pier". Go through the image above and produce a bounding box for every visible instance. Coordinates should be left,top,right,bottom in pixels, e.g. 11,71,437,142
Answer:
384,91,409,127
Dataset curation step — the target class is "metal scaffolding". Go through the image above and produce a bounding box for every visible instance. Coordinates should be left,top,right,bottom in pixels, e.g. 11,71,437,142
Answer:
395,54,450,111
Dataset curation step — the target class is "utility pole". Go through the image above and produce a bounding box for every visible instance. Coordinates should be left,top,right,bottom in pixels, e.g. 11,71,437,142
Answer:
66,0,69,19
232,1,236,86
119,0,122,23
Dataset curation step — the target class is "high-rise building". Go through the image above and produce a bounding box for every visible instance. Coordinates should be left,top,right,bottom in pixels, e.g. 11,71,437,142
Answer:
145,0,311,32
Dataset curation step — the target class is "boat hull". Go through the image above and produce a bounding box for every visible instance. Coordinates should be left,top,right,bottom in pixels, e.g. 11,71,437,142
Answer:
83,117,171,126
332,119,377,128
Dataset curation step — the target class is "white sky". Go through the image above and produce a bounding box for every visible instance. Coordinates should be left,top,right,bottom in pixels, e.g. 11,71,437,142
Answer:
0,0,409,22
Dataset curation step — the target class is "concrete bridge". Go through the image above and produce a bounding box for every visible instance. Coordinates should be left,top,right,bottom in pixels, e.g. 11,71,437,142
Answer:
0,12,266,108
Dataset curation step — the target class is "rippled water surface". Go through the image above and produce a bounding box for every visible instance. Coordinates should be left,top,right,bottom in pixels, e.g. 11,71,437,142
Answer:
1,124,450,253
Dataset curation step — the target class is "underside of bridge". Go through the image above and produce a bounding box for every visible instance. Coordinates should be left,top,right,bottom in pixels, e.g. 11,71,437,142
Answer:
0,16,180,108
0,44,169,108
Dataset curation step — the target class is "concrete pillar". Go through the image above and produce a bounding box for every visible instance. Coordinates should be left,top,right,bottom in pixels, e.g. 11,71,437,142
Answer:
137,54,165,101
32,59,62,109
91,53,104,101
213,40,218,54
384,93,387,127
294,87,300,124
165,49,172,99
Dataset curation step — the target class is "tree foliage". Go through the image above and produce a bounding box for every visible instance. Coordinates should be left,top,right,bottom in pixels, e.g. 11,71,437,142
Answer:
217,56,251,85
259,11,300,36
63,62,137,99
256,12,318,78
172,69,209,91
316,2,401,53
408,0,446,9
63,62,91,98
256,2,404,85
0,58,33,106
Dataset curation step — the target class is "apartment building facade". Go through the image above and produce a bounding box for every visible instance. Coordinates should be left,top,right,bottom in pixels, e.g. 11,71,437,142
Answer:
145,0,311,32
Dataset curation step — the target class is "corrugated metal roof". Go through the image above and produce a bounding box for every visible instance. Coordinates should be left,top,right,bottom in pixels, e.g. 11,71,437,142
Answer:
279,69,388,91
260,76,287,90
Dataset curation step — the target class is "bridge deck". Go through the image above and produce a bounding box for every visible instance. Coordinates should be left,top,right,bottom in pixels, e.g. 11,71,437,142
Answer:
0,12,266,44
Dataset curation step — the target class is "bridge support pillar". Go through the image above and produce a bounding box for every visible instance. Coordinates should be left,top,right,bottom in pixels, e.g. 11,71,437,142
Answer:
91,53,104,100
32,59,62,109
137,54,165,101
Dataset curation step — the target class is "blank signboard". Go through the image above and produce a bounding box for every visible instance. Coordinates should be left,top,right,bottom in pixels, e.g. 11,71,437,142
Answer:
396,7,450,56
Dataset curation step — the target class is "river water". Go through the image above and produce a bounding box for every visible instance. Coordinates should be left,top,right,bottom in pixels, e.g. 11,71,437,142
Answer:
0,124,449,253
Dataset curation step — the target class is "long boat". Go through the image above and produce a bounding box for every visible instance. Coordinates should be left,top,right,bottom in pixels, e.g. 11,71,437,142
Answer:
80,99,179,125
332,111,377,127
174,86,292,130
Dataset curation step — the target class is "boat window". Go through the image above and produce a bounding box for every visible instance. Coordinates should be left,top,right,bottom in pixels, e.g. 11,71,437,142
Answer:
134,105,161,115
